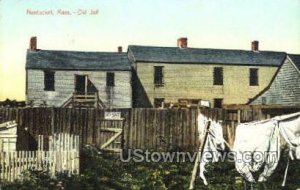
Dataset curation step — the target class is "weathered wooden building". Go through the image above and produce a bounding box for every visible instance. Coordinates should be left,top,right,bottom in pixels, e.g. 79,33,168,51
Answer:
128,38,286,108
26,37,132,108
250,54,300,107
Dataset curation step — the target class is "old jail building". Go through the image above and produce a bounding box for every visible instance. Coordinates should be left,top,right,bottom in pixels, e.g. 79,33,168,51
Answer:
26,37,132,108
128,38,286,108
25,37,298,108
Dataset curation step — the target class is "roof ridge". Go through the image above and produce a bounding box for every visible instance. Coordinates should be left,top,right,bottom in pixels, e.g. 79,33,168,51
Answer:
128,45,287,54
31,49,127,55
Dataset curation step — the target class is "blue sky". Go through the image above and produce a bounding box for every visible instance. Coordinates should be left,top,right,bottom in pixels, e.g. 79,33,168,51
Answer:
0,0,300,100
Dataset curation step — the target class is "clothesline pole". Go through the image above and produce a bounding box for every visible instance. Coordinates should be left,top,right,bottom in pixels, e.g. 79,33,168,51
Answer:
189,120,211,190
282,157,289,187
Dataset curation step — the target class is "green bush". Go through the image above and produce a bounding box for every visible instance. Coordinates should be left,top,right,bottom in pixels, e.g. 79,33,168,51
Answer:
1,149,299,190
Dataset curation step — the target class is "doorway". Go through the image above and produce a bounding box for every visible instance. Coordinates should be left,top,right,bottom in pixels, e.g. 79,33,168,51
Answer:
75,75,87,94
75,75,98,94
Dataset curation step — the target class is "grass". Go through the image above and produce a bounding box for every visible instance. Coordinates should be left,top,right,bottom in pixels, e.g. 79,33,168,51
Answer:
0,149,299,190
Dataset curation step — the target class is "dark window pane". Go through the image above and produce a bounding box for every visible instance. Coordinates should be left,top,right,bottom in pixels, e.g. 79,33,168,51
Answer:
250,68,258,86
154,66,164,86
262,97,266,105
213,67,223,85
44,71,55,91
214,98,223,108
106,73,115,87
154,98,164,108
75,75,86,94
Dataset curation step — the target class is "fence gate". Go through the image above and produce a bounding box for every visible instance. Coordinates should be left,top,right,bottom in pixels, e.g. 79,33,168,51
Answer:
97,113,124,153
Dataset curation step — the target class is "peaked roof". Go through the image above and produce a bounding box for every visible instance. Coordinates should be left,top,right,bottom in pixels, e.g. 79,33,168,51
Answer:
248,54,300,105
26,50,132,71
128,45,286,66
288,54,300,71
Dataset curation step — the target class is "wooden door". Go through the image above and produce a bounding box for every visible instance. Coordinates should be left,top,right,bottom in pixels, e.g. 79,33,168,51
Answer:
75,75,87,94
97,118,124,153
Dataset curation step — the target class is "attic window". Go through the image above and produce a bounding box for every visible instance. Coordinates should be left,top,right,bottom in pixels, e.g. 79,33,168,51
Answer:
44,71,55,91
213,67,223,85
106,72,115,87
249,68,259,86
154,66,164,87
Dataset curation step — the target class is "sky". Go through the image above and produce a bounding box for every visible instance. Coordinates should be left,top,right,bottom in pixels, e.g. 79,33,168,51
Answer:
0,0,300,101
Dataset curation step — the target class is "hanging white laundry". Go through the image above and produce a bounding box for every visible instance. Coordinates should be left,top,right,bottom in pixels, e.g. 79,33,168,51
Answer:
276,113,300,160
196,111,300,186
234,119,281,182
234,112,300,183
197,113,225,185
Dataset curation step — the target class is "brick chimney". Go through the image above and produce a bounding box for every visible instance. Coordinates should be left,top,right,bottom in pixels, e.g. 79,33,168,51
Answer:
251,40,259,52
177,37,188,48
30,36,37,51
118,46,122,53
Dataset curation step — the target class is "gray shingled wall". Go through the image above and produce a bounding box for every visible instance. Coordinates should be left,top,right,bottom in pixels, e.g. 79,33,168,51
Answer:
26,70,132,108
251,58,300,106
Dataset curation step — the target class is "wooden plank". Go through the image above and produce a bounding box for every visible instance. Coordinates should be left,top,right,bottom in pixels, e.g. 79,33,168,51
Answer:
153,109,157,149
137,108,142,149
87,109,93,144
92,109,97,144
179,110,184,148
140,109,145,149
124,109,131,149
100,128,122,132
132,108,137,149
161,109,166,149
66,108,71,134
144,109,149,149
101,130,122,149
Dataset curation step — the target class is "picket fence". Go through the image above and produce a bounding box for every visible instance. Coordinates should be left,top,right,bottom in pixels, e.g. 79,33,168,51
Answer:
0,133,80,182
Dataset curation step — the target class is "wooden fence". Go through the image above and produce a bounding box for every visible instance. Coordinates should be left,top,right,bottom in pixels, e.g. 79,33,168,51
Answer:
0,133,80,182
0,107,298,151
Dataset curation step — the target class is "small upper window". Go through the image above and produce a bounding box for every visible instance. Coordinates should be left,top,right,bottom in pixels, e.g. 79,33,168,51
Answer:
262,97,267,105
249,68,259,86
106,72,115,87
44,71,55,91
154,66,164,87
213,67,223,85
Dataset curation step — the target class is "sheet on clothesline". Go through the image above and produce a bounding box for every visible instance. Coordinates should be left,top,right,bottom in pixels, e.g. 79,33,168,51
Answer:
276,113,300,160
197,111,300,185
234,112,300,183
233,119,280,182
197,113,225,185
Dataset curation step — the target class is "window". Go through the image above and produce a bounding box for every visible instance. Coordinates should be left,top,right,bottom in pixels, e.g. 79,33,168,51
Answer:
262,97,267,105
249,68,258,86
106,72,115,87
214,98,223,108
154,98,164,108
154,66,164,86
213,67,223,85
44,71,55,91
